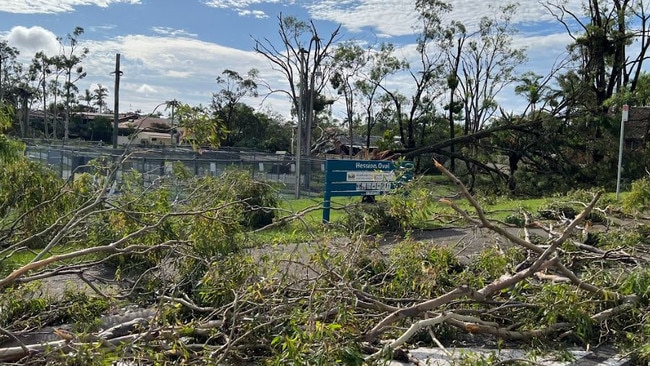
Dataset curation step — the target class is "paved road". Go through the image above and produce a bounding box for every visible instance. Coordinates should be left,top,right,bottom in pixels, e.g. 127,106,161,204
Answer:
388,346,632,365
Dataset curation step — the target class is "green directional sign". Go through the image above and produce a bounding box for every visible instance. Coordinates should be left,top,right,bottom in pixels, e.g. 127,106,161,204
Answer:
323,159,413,222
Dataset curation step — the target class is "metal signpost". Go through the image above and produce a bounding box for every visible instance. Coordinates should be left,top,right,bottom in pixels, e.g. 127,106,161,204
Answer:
323,159,413,222
616,104,629,200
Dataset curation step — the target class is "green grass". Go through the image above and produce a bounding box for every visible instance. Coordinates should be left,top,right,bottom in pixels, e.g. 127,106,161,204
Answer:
270,186,617,236
480,197,551,221
277,196,359,223
1,249,37,277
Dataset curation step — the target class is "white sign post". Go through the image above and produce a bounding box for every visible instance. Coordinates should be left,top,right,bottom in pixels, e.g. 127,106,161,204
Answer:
616,104,629,200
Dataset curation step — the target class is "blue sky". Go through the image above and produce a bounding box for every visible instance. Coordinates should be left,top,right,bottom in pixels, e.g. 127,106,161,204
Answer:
0,0,582,121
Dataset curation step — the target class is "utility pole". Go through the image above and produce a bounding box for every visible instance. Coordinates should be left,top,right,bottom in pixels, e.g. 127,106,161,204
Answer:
167,100,179,147
0,53,4,105
295,49,307,199
112,53,122,149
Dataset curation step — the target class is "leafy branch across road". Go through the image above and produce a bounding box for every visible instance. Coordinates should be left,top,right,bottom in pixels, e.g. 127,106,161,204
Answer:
1,144,650,364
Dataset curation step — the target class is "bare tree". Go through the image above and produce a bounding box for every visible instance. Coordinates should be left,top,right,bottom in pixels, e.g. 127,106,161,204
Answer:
253,14,341,155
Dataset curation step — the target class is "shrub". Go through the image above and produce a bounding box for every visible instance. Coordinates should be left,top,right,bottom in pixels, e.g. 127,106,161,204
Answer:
339,179,435,235
215,168,278,229
623,177,650,214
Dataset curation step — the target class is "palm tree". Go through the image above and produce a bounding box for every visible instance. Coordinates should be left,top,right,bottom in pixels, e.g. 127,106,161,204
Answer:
82,88,94,111
93,84,108,113
514,72,543,114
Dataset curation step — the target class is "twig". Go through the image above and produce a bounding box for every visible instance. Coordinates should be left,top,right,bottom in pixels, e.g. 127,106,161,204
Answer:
0,326,29,357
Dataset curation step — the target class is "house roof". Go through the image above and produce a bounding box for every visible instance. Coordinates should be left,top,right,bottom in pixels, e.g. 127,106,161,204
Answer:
118,116,172,131
74,112,137,122
29,110,62,120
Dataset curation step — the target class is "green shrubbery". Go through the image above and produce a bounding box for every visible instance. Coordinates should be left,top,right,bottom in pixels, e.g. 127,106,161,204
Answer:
339,178,436,234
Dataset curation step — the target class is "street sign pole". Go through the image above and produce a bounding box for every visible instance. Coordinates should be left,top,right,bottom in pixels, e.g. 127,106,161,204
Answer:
616,104,629,200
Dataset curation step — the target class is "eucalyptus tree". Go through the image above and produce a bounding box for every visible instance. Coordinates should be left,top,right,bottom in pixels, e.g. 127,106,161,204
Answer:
14,82,34,138
413,1,525,180
211,69,258,146
330,41,369,157
436,20,466,172
457,4,526,135
28,52,55,138
56,26,88,140
355,43,407,150
0,41,20,106
545,0,650,113
371,0,452,150
47,64,64,139
254,14,341,155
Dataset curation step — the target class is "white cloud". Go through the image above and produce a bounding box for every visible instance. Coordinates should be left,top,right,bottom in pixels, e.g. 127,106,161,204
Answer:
0,0,141,14
74,34,288,116
238,9,269,18
0,0,590,120
308,0,418,37
205,0,282,8
6,26,59,55
151,27,198,38
307,0,584,37
204,0,283,18
89,25,117,32
136,84,157,94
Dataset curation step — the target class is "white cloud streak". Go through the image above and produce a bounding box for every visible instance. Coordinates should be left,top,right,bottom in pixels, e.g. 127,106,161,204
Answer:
204,0,284,18
0,0,141,14
307,0,584,37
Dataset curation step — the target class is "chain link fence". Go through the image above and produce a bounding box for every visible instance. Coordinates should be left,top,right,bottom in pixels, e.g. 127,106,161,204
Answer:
24,141,327,197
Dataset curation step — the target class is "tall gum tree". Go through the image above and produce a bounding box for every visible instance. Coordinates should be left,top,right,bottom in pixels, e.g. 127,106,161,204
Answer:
211,69,259,147
413,1,526,183
544,0,650,112
28,52,52,137
356,43,407,150
330,41,368,157
55,27,88,141
455,4,526,135
0,41,20,107
543,0,650,166
376,0,450,150
254,14,341,155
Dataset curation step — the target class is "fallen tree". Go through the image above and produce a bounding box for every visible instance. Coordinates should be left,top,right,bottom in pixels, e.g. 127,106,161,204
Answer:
1,153,650,365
